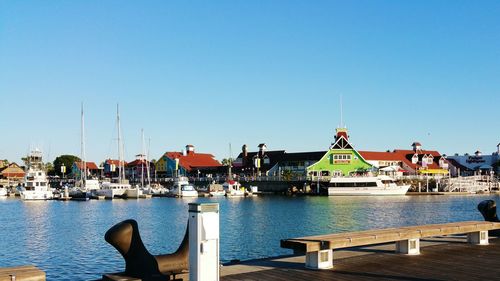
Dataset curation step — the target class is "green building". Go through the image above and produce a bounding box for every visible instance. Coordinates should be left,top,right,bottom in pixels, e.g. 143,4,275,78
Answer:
307,127,373,181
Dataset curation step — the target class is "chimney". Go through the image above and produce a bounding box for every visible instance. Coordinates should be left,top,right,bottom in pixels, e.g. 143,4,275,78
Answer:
258,143,267,157
411,142,422,152
186,144,195,154
182,149,187,156
242,144,248,157
497,143,500,154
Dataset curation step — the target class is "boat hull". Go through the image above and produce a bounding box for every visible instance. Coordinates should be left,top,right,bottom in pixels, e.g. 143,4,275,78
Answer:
327,185,410,196
21,190,53,200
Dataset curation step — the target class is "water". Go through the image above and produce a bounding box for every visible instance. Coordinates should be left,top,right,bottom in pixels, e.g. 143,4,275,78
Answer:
0,194,497,280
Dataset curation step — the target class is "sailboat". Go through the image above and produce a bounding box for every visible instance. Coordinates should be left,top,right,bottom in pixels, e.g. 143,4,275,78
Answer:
222,144,245,197
97,104,131,199
124,129,148,199
70,103,99,200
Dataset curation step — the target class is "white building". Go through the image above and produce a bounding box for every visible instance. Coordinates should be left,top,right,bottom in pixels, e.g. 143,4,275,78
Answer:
446,143,500,176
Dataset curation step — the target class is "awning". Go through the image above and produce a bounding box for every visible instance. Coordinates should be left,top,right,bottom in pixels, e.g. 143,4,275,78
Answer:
418,169,449,174
478,164,493,170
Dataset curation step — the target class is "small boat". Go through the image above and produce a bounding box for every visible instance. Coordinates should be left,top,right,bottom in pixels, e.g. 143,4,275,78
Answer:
0,187,7,197
207,182,225,196
327,175,409,196
223,180,245,197
169,176,198,197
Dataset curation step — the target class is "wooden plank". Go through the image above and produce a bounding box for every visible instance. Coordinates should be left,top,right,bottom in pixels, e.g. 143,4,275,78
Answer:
281,221,500,252
0,265,45,281
225,239,500,281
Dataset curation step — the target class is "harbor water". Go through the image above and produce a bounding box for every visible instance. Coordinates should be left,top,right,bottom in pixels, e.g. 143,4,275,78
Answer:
0,194,498,280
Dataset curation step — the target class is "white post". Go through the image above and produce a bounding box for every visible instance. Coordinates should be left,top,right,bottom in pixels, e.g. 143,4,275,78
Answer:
305,250,333,270
189,203,220,281
396,239,420,255
467,231,488,245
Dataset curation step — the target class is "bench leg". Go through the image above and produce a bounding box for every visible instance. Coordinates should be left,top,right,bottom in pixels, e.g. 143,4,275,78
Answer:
467,231,488,245
305,249,333,270
396,239,420,255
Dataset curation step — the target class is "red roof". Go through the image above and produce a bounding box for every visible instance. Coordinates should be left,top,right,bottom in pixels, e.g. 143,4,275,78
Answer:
105,159,127,167
359,149,445,170
164,151,221,172
75,161,99,170
393,149,443,170
359,151,402,161
126,159,149,167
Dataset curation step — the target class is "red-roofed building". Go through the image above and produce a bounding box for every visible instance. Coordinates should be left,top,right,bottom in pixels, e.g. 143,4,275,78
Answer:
156,145,222,177
72,161,100,178
125,154,155,182
104,159,127,178
0,163,25,182
360,142,448,175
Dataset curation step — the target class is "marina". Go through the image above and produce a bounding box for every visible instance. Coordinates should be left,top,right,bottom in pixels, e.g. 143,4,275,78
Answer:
1,194,499,280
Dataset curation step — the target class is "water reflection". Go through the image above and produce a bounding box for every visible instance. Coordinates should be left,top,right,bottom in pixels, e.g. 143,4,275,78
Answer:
0,195,498,280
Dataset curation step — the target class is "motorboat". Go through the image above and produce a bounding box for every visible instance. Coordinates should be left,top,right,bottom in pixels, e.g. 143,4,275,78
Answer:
223,180,245,197
21,149,53,200
169,176,198,197
327,175,409,196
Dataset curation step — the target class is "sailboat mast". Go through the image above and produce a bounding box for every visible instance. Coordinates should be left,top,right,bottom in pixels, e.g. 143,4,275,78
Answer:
146,137,151,186
117,104,122,183
228,143,232,180
81,102,87,184
140,128,144,188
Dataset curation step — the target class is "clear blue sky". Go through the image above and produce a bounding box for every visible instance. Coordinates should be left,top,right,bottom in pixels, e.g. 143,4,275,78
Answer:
1,0,499,164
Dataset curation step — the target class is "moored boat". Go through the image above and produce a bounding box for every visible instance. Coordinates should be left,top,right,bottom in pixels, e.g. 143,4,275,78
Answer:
21,149,53,200
169,176,198,197
327,175,409,196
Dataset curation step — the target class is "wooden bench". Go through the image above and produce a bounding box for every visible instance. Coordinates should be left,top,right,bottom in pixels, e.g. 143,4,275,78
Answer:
280,221,500,270
0,265,45,281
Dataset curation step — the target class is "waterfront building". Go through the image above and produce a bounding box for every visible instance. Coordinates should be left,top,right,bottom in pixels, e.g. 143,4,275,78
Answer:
103,159,127,178
233,144,324,178
0,162,25,182
72,161,99,179
446,143,500,176
125,154,155,181
306,128,373,181
156,145,222,178
359,142,449,176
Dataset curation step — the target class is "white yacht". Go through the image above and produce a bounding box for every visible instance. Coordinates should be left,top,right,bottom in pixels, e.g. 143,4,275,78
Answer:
21,149,53,200
223,180,245,197
0,187,7,197
327,175,409,196
169,176,198,197
99,180,129,199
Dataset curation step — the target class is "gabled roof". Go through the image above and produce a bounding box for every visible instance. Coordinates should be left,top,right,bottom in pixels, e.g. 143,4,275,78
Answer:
331,135,353,150
163,152,221,171
393,149,443,170
74,161,99,170
105,159,127,167
127,159,152,167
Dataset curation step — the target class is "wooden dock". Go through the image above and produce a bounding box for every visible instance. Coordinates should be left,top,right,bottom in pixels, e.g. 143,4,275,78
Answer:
220,236,500,281
0,265,45,281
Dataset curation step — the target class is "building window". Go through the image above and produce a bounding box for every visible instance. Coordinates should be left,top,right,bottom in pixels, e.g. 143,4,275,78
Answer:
321,171,330,177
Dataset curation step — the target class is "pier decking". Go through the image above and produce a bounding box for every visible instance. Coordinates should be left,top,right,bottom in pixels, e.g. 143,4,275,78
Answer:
220,237,500,281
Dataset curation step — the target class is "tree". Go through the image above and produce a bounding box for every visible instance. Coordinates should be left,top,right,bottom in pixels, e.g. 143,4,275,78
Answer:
53,155,81,177
45,162,55,176
221,158,233,166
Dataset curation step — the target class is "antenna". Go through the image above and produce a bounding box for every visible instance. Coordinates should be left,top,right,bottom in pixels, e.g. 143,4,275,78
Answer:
340,94,344,128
